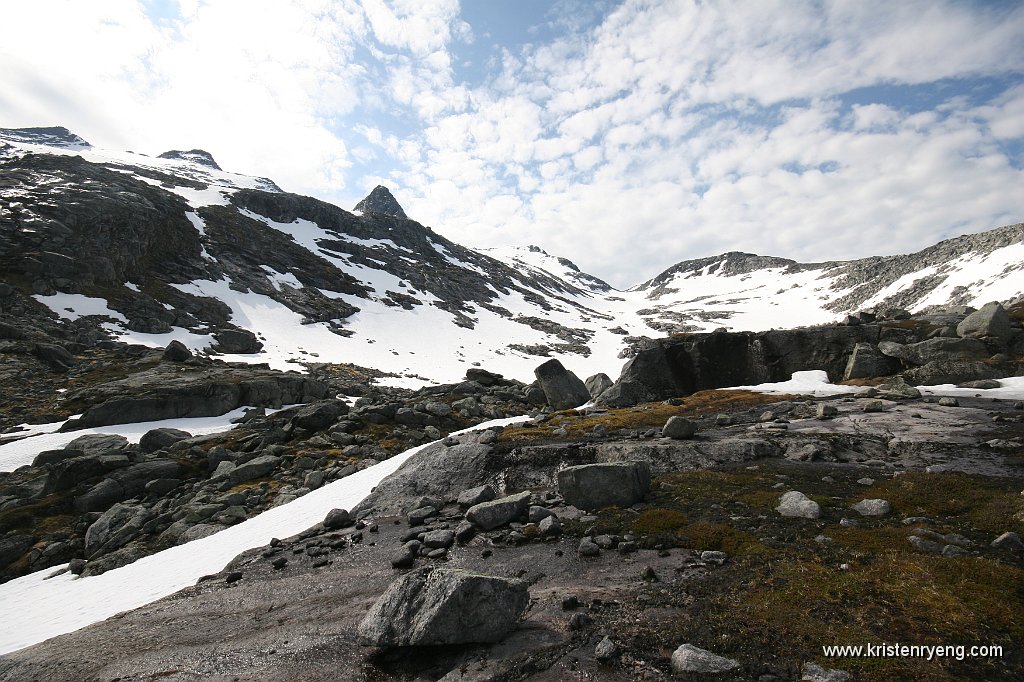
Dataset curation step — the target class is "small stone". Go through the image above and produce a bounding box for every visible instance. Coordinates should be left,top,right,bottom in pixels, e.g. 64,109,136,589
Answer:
538,515,561,536
670,644,740,674
937,397,959,407
700,550,728,565
568,612,593,630
1013,401,1023,410
856,477,875,486
641,565,658,581
422,529,455,549
802,661,851,682
225,571,243,584
908,536,944,554
528,506,553,523
941,544,969,557
272,557,288,570
991,531,1024,550
578,539,600,557
715,413,733,426
852,499,891,516
816,404,838,419
839,518,860,528
561,595,580,610
390,548,416,569
595,636,618,661
863,400,884,413
68,558,87,575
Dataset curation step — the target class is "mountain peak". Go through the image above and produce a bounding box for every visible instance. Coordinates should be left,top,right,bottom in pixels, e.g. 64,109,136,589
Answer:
157,149,222,170
0,126,91,148
354,185,407,219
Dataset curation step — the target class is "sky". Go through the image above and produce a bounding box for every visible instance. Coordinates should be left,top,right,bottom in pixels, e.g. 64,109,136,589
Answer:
1,0,1022,289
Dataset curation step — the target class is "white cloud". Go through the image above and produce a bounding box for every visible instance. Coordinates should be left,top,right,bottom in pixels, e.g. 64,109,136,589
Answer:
1,0,1021,289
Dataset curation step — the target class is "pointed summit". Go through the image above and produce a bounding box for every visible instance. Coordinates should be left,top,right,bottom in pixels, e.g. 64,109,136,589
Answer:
354,185,407,219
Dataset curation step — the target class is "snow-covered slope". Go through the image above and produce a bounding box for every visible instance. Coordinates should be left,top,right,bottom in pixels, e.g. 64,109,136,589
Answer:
2,127,1022,387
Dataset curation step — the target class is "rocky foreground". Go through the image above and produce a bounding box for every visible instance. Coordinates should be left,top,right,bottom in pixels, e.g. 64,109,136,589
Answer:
0,302,1023,680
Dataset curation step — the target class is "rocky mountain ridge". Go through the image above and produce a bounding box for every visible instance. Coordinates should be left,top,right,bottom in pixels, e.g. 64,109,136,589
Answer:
1,126,1021,386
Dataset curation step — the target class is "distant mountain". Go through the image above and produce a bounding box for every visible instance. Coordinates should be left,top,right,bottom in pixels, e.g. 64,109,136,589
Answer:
1,126,1021,385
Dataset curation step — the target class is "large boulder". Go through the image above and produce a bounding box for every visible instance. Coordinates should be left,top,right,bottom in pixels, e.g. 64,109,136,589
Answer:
843,342,900,380
534,359,591,410
212,329,264,354
901,360,1001,386
289,400,349,431
64,434,129,457
228,454,280,485
557,461,651,511
584,373,614,399
465,491,531,530
84,503,147,556
139,427,192,453
878,337,989,366
354,442,497,516
357,567,529,646
957,302,1011,342
0,534,35,570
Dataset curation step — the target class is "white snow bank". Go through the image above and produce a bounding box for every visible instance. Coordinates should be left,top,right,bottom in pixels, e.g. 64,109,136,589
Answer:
0,415,528,655
737,371,1024,399
32,293,127,322
732,370,862,396
0,407,267,473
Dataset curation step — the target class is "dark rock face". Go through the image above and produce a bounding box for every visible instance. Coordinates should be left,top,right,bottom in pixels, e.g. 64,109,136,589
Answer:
353,185,407,219
356,567,529,646
0,126,90,148
534,359,591,410
844,342,900,380
600,325,914,407
156,149,222,170
557,462,651,511
60,372,329,430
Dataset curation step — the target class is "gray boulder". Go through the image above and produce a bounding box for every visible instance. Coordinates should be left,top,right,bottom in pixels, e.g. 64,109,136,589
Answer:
534,359,591,410
852,499,891,516
670,644,740,674
84,503,147,556
843,342,900,380
139,427,192,453
74,478,126,512
290,400,349,431
162,340,192,362
465,491,531,530
357,567,529,646
957,301,1011,342
776,491,821,519
457,484,497,508
228,455,280,485
557,461,651,511
584,373,614,399
662,416,697,439
63,434,129,457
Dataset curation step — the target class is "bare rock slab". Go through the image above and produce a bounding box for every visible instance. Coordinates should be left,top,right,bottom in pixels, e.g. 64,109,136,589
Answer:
557,461,651,511
357,567,529,646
